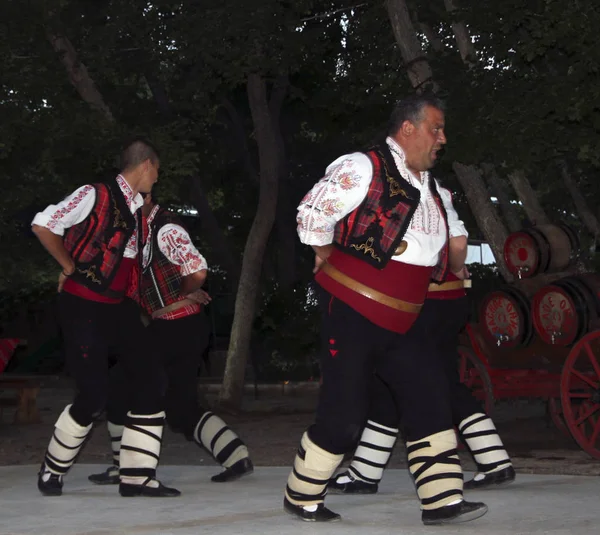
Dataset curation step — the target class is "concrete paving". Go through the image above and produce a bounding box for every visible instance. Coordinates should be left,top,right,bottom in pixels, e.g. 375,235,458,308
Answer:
0,465,598,535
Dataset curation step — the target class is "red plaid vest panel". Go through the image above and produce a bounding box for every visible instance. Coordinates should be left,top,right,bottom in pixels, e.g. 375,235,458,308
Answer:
141,209,185,313
63,180,137,295
333,143,449,280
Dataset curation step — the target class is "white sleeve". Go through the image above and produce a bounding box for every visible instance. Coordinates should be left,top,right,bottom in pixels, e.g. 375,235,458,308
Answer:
438,186,468,238
156,224,208,276
296,152,373,246
31,185,96,236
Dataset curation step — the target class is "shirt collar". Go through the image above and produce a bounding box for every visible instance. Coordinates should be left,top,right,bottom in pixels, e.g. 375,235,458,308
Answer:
116,174,144,212
146,204,160,225
385,136,428,186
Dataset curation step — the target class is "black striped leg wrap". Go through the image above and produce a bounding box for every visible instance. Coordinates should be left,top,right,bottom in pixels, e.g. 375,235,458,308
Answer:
285,432,343,507
44,405,92,475
107,421,124,468
407,429,463,511
194,412,249,468
459,413,512,473
348,420,398,484
119,411,165,485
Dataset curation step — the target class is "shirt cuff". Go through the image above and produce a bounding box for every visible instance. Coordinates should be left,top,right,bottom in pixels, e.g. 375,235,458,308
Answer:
180,259,208,277
449,224,468,239
297,228,335,246
31,213,65,236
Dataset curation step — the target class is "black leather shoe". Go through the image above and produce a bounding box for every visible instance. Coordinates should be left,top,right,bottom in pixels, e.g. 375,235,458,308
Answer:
283,498,341,522
37,467,63,497
464,466,516,490
211,457,254,483
328,472,378,494
119,478,181,498
88,466,119,485
422,500,488,525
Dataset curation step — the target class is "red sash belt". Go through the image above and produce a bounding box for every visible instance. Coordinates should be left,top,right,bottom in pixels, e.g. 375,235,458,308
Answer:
315,248,432,333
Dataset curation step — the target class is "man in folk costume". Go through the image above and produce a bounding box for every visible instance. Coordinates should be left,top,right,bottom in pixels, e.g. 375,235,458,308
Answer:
88,194,253,486
329,195,515,495
32,139,179,498
285,95,487,525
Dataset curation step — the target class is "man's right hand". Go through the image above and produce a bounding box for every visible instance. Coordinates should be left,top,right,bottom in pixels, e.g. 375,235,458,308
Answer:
312,244,334,274
57,271,68,293
186,289,212,305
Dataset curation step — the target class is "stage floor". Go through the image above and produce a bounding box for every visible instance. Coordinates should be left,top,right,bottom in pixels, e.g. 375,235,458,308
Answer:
1,465,597,535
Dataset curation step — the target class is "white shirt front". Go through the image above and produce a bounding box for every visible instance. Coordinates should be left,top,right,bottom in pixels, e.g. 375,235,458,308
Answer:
143,205,208,276
31,175,144,259
297,137,466,267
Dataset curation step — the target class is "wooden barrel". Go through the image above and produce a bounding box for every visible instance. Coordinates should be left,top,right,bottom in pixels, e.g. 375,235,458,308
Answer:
503,223,578,279
532,273,600,346
480,287,534,349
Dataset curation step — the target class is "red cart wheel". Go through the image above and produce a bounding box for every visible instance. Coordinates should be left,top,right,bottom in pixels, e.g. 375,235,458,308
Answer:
458,346,494,416
547,398,571,437
560,330,600,459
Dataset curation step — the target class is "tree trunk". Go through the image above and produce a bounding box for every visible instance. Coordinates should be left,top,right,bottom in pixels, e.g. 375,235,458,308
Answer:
385,0,438,93
419,22,444,53
453,163,514,281
219,73,281,409
508,170,550,226
560,161,600,238
189,176,240,287
443,0,476,67
46,30,115,123
481,163,521,232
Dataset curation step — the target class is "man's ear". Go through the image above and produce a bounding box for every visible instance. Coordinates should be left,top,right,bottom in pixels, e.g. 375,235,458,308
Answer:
401,120,414,137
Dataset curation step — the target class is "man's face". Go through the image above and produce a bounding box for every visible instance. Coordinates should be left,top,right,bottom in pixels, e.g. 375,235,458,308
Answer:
403,105,447,173
140,159,160,194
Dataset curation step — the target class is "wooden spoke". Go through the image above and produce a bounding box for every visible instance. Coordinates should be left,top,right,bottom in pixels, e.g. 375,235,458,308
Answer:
584,343,600,379
570,368,599,389
574,403,600,427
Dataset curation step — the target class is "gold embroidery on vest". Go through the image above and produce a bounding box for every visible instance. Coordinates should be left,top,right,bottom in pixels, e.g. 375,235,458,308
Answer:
76,265,102,285
113,205,128,229
350,237,382,262
381,156,410,199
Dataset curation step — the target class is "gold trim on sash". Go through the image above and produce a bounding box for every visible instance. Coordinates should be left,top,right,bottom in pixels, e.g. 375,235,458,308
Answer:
321,262,423,314
427,279,471,292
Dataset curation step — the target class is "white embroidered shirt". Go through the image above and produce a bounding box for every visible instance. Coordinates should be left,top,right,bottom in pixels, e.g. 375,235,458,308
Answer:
297,138,465,267
143,205,208,276
31,175,144,259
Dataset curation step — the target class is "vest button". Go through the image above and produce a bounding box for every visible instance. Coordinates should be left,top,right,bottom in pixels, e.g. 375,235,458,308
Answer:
394,240,408,255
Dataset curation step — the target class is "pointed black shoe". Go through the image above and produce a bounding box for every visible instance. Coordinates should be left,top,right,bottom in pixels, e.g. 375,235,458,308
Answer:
211,457,254,483
88,466,119,485
37,467,63,497
119,478,181,498
328,472,378,494
422,500,488,525
283,498,341,522
464,466,516,490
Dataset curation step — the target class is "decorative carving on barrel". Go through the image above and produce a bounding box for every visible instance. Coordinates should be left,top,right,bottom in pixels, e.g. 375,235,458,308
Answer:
480,287,533,349
503,224,578,279
532,274,600,346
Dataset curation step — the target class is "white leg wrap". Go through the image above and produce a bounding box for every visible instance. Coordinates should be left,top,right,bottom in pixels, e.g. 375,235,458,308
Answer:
349,420,398,484
285,432,343,507
44,405,92,475
107,421,123,467
407,429,463,511
194,412,248,468
119,411,164,487
459,413,511,473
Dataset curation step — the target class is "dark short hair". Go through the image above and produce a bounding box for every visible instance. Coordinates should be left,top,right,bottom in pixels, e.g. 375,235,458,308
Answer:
120,137,160,171
387,94,446,136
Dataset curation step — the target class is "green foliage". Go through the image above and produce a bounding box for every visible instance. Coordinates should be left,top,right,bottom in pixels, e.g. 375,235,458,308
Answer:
253,283,321,381
1,0,598,341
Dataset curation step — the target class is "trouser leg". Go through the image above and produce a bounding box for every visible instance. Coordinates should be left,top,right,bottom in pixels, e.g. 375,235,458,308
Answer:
286,289,382,509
